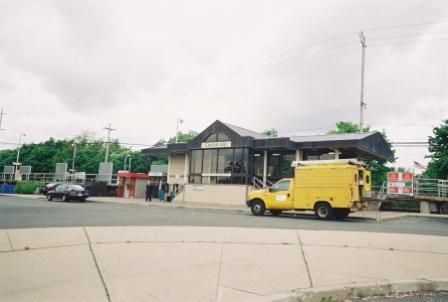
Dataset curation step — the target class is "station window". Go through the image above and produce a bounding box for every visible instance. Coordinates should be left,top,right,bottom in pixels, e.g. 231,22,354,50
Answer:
188,147,249,184
191,150,203,174
204,132,230,142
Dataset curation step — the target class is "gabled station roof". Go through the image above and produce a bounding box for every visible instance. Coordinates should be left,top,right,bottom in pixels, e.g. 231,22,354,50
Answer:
142,120,394,161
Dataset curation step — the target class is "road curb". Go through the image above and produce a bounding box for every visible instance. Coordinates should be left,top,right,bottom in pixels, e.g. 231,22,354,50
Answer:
272,279,448,302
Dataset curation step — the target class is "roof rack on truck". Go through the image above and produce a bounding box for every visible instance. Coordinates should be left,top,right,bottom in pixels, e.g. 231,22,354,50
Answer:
291,158,366,167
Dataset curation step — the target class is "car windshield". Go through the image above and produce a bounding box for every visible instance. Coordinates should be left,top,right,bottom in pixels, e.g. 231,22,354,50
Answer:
68,185,84,190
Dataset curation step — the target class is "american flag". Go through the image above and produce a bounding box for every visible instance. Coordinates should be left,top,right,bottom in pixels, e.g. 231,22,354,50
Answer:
414,161,426,169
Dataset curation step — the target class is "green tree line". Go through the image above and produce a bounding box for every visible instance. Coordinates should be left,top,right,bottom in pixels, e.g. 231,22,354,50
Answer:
0,130,199,175
0,135,154,174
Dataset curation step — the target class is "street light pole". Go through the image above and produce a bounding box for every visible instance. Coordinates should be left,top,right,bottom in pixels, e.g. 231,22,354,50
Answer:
124,154,130,171
175,118,183,143
72,143,77,172
0,108,5,131
14,132,26,178
15,132,26,165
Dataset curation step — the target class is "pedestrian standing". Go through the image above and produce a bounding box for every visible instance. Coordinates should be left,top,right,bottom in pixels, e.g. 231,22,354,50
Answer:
145,182,153,202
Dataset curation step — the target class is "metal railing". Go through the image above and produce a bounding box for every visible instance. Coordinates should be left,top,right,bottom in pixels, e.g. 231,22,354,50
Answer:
414,178,448,200
252,176,273,190
376,182,387,200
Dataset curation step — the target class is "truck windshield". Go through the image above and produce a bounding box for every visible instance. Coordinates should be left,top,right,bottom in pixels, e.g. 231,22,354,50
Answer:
273,180,290,191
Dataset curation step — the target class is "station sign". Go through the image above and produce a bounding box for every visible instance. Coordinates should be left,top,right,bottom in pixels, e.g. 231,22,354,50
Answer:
387,172,414,196
201,141,232,149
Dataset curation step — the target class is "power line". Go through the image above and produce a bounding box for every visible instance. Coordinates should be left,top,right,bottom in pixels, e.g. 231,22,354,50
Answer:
5,45,359,117
370,37,448,47
365,21,448,32
369,30,448,41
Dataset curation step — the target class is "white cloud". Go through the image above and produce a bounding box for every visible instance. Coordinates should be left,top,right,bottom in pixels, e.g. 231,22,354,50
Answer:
0,0,447,169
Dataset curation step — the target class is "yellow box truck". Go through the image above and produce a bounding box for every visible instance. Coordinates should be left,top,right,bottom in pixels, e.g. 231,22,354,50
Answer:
246,159,371,219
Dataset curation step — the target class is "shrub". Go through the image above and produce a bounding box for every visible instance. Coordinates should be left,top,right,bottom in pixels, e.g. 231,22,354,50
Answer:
14,181,44,195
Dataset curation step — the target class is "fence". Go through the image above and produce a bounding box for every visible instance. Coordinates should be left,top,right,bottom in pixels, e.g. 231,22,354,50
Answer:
0,173,118,186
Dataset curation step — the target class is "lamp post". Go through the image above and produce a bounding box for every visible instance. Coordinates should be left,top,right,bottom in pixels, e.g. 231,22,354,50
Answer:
175,118,183,143
71,143,77,172
124,154,132,171
14,132,26,179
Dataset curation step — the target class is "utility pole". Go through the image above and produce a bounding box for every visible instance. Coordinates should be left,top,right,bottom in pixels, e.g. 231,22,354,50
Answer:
359,31,367,132
103,123,116,162
0,108,5,131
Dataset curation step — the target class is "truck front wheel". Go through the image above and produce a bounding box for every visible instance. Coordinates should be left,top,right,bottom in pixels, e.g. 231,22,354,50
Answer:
251,200,266,216
315,202,333,220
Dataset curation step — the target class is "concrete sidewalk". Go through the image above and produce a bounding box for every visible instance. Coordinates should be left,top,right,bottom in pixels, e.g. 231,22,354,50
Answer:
1,226,448,302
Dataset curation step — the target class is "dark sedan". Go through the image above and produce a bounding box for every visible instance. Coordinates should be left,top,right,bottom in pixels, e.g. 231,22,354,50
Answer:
47,184,89,202
39,183,61,196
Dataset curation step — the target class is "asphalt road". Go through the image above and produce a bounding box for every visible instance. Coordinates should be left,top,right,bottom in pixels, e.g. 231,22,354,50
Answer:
1,195,448,236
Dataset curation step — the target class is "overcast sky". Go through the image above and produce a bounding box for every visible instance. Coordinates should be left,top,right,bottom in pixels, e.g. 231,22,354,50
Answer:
0,0,447,169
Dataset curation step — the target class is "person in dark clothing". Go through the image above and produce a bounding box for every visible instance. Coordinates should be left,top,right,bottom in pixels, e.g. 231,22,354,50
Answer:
145,183,153,202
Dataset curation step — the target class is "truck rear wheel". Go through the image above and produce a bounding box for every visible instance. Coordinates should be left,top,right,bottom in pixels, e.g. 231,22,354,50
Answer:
440,203,448,215
251,200,266,216
315,202,333,220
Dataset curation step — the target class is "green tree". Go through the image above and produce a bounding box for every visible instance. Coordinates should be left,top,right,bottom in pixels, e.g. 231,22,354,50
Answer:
262,128,279,137
328,121,395,186
0,135,156,174
425,120,448,179
167,130,198,143
328,121,370,134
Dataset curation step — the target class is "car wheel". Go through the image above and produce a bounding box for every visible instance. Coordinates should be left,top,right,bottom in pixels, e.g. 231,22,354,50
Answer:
270,210,282,216
47,194,53,201
251,200,266,216
80,198,86,202
440,203,448,215
315,202,333,220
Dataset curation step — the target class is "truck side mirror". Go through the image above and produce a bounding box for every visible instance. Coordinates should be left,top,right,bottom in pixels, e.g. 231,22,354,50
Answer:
268,187,274,193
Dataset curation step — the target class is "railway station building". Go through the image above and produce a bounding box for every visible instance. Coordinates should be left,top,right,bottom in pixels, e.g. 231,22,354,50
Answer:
142,120,394,205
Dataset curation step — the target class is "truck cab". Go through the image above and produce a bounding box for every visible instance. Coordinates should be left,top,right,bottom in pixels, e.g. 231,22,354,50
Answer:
246,159,371,220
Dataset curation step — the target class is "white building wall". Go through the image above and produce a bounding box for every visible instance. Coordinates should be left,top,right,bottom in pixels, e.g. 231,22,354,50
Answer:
183,184,248,206
168,154,187,185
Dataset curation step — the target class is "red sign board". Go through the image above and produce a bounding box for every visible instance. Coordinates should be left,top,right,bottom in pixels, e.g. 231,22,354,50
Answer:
387,172,414,196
